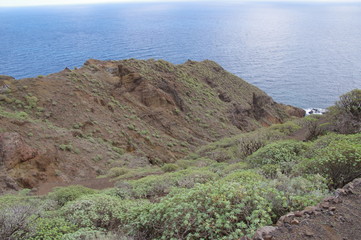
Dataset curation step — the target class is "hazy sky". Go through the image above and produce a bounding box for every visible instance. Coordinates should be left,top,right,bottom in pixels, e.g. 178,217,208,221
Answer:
1,0,360,7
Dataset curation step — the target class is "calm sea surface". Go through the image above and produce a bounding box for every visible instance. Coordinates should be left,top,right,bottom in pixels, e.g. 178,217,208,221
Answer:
0,2,360,108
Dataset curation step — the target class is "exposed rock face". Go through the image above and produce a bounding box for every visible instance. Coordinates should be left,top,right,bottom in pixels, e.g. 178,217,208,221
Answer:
228,93,289,131
0,132,59,189
0,132,38,169
282,104,306,118
0,176,19,194
0,58,305,192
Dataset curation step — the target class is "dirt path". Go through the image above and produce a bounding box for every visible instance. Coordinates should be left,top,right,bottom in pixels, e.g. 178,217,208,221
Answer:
36,177,116,195
36,171,164,195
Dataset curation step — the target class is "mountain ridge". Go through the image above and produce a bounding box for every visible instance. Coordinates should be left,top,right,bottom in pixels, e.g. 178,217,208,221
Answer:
0,59,304,193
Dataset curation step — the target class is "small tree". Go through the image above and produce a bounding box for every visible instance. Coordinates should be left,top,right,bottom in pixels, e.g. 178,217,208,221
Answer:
332,89,361,133
0,204,39,240
335,89,361,119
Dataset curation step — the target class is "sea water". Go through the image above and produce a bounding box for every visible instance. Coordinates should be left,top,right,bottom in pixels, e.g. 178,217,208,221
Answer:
0,2,360,109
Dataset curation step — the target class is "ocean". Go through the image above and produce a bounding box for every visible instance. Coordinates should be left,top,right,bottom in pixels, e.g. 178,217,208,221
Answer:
0,1,360,108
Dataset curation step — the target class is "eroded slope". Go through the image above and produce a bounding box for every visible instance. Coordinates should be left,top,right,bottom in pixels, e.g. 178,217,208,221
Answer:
0,59,303,192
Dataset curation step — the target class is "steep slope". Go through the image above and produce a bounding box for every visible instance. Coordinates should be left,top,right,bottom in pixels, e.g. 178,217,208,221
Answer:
0,59,304,192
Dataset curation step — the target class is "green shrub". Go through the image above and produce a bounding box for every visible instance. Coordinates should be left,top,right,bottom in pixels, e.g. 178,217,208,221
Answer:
305,134,361,188
27,217,77,240
108,167,129,178
59,144,73,152
221,169,265,183
121,174,327,238
247,140,308,174
25,95,38,108
335,89,361,119
62,194,124,230
124,182,273,239
328,89,361,133
63,228,106,240
266,174,328,220
176,158,217,169
63,228,125,240
161,163,179,172
115,169,218,199
300,115,327,140
221,162,249,175
49,185,97,207
17,111,29,119
111,146,124,155
175,159,194,169
0,203,40,240
175,169,219,188
260,164,280,178
238,138,265,157
269,121,302,135
118,176,172,199
196,128,286,163
0,194,29,209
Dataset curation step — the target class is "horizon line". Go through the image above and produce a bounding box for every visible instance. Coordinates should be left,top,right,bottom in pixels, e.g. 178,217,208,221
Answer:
1,0,361,8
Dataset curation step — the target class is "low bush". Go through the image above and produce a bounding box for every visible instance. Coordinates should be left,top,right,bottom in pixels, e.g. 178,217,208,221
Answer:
260,164,280,179
196,127,287,164
27,217,77,240
335,89,361,119
176,158,219,170
266,174,328,220
0,203,40,240
220,169,265,183
114,169,218,199
63,228,127,240
247,140,308,174
269,121,302,135
221,162,249,175
124,182,273,239
107,167,129,178
61,194,124,230
305,134,361,188
48,185,97,207
326,89,361,133
175,169,219,188
0,193,30,209
298,115,326,140
161,163,179,172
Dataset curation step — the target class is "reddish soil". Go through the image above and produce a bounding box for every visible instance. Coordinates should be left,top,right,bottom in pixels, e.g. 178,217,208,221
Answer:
36,171,164,195
253,178,361,240
36,177,116,195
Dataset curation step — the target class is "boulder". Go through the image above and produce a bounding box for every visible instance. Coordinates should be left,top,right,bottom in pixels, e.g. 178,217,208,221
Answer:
253,226,277,240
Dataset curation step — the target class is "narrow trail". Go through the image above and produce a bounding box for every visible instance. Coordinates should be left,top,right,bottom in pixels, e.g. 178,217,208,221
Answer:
36,171,164,195
36,177,116,195
255,178,361,240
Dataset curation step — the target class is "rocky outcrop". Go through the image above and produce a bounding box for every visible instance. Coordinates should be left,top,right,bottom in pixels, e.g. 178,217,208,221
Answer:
282,104,306,118
0,132,38,169
0,75,15,81
0,175,19,194
250,178,361,240
0,132,59,189
228,93,305,131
